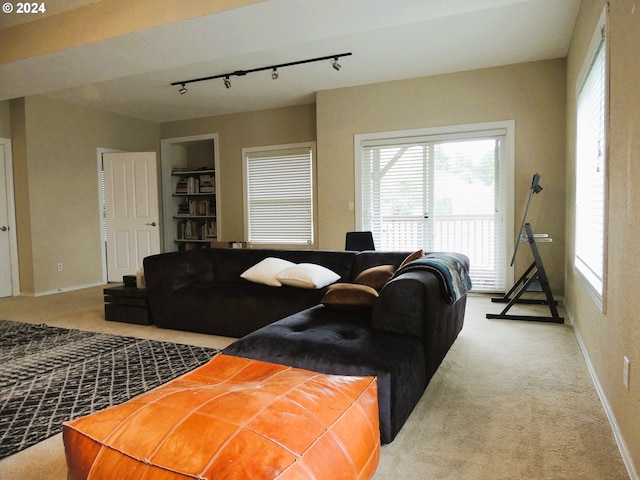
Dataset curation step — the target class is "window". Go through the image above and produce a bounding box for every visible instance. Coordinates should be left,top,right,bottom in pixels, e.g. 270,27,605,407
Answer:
243,143,315,245
356,122,514,292
575,7,607,303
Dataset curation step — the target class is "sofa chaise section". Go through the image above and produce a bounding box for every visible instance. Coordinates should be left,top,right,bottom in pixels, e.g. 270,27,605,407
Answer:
223,305,426,444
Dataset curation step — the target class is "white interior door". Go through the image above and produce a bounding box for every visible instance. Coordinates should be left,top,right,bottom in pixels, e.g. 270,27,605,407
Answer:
0,143,12,297
103,152,160,283
0,139,18,298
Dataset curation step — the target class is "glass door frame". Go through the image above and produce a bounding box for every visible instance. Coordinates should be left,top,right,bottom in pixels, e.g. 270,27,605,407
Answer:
354,121,515,292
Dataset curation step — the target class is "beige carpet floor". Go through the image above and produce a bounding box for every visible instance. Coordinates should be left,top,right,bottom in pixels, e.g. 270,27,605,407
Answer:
0,287,630,479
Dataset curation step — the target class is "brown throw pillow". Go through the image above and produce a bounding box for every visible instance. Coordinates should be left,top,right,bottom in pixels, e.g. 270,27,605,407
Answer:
354,264,396,291
321,283,379,310
400,249,425,267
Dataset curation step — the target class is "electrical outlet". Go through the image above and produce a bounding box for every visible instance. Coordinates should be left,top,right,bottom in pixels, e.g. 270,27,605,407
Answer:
623,356,630,390
57,263,63,272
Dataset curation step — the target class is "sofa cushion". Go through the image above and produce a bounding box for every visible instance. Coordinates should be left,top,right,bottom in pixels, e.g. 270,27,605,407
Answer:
276,263,340,289
240,257,295,287
210,249,357,283
351,251,410,281
321,283,379,309
399,249,425,267
354,264,396,291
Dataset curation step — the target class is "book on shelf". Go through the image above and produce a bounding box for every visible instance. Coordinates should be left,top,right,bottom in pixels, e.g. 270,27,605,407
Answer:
177,218,217,241
175,179,189,194
187,177,199,194
199,174,215,193
203,219,217,239
177,199,215,217
175,175,215,194
178,219,198,240
192,199,210,216
177,202,191,216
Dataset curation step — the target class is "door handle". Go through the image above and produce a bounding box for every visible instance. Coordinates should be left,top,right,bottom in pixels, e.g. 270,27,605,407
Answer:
145,222,157,227
0,226,8,231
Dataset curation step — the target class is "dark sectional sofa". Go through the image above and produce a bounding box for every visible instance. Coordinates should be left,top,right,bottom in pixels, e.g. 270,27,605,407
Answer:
143,247,469,443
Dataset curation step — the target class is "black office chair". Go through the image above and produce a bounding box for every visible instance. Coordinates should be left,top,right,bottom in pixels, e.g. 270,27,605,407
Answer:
345,231,375,251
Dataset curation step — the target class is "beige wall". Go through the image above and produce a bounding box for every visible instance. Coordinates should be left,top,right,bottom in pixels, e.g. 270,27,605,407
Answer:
316,59,567,293
0,100,10,137
161,104,317,242
565,0,640,473
11,95,160,295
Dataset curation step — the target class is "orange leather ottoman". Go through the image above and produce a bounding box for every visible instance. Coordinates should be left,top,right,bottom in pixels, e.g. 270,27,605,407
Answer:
63,354,380,479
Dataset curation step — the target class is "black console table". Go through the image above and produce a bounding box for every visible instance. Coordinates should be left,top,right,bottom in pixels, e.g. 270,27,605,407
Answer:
103,285,152,325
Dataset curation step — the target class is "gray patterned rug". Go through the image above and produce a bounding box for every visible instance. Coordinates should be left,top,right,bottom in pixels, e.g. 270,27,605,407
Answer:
0,319,218,459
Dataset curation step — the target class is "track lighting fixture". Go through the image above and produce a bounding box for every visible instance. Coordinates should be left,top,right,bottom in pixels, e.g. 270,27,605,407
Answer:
171,52,352,94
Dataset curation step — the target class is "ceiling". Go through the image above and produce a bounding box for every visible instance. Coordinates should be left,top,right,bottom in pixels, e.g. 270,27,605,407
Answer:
0,0,581,123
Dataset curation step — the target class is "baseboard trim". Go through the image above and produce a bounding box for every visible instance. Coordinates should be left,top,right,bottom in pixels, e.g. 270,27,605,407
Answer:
31,282,106,297
567,308,639,480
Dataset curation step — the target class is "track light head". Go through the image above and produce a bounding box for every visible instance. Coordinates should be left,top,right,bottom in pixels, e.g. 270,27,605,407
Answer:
224,76,231,89
271,68,279,80
332,57,341,71
178,83,187,95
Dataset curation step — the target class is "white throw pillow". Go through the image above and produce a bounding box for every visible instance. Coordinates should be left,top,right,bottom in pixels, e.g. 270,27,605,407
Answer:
240,257,295,287
276,263,341,289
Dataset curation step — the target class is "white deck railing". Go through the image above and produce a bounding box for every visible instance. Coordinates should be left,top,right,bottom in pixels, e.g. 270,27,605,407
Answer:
377,214,499,290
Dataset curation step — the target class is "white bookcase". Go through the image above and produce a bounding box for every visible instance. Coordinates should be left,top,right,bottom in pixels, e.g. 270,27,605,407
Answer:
160,133,221,252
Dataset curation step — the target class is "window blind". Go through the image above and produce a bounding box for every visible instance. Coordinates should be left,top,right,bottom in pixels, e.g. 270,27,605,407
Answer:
575,25,606,298
361,143,429,251
245,146,314,245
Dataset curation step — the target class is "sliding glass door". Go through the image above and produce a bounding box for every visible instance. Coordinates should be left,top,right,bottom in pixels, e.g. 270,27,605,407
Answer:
358,126,512,292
